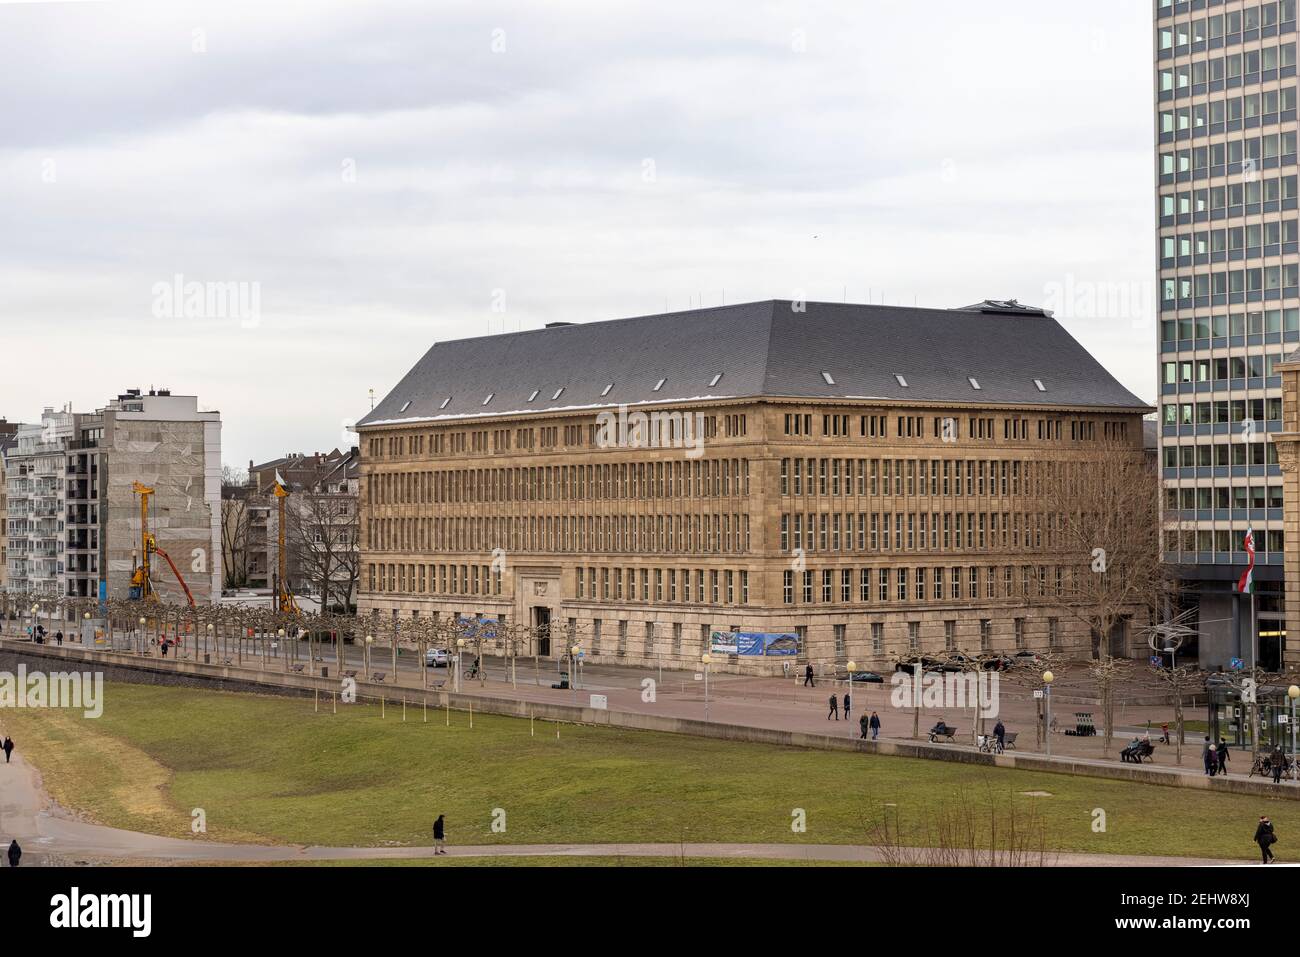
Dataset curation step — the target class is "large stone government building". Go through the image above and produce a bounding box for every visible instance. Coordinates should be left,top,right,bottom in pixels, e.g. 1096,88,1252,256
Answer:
356,300,1150,671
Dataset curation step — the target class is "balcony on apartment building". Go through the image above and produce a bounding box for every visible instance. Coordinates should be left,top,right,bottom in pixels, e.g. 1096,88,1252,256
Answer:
65,504,98,527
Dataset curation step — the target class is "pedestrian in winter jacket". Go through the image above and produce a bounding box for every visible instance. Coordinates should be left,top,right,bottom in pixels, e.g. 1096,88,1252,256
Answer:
1256,816,1277,864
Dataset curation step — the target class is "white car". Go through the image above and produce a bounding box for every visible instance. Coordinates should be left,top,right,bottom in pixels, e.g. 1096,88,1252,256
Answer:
425,648,450,668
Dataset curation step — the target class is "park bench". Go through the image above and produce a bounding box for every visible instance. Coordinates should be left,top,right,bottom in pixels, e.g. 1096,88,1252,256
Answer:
1120,740,1155,764
428,678,446,690
371,671,386,683
290,664,305,674
927,722,959,743
1003,731,1018,749
222,657,233,666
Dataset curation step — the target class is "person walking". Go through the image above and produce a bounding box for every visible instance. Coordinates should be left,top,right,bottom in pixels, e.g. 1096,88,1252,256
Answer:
1273,745,1287,785
1204,744,1218,776
433,814,446,855
869,711,881,740
827,693,839,721
1255,815,1277,864
859,712,869,740
993,719,1006,752
1216,739,1230,776
804,664,815,688
3,737,14,764
6,840,19,867
54,630,63,646
1160,723,1170,745
842,690,851,721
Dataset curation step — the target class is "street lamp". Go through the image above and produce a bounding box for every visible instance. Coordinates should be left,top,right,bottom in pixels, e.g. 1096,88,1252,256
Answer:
846,661,857,737
138,616,146,655
570,644,581,694
1043,671,1055,759
1289,685,1299,781
701,653,712,722
364,634,373,678
30,604,39,643
455,637,465,692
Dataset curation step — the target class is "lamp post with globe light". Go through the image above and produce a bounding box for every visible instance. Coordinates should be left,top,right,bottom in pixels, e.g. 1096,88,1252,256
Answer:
701,653,712,722
1043,671,1055,759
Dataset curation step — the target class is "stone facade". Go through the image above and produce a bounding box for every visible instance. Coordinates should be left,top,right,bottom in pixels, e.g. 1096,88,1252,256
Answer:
357,399,1149,673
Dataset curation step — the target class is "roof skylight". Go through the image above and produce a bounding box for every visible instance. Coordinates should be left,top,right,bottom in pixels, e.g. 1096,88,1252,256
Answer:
399,400,411,413
601,383,614,396
528,390,539,401
894,374,909,387
968,377,981,390
439,397,451,409
552,387,565,400
653,378,666,392
482,393,494,405
821,372,835,385
708,373,723,387
1033,378,1047,392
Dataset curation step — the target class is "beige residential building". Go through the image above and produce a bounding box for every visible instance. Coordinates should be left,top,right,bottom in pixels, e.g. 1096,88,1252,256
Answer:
356,300,1150,672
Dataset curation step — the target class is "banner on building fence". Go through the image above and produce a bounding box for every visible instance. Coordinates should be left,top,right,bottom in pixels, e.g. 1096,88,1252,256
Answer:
710,631,800,657
457,616,499,640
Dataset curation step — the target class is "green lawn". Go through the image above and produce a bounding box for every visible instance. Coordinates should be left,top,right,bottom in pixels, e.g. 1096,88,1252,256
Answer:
4,682,1293,860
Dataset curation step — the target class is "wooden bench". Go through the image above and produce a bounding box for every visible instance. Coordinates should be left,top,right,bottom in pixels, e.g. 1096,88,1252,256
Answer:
428,679,446,690
371,671,386,683
290,664,305,674
927,723,959,743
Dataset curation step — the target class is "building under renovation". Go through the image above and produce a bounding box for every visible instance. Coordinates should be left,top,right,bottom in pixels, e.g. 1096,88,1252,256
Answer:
2,389,222,606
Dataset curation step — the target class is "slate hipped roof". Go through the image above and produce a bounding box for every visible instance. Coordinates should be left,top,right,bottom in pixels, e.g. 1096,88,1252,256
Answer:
357,300,1148,428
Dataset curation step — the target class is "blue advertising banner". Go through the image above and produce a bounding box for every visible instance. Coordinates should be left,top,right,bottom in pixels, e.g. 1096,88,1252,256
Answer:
712,631,800,657
458,616,498,639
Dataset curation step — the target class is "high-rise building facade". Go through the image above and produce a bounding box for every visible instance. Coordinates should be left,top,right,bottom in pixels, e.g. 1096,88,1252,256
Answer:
1,390,222,606
1156,0,1300,669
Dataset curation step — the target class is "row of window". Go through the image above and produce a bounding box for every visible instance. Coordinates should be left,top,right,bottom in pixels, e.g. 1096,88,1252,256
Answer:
1165,484,1283,509
1162,354,1290,382
574,567,749,605
779,456,1118,499
1161,307,1300,341
367,512,752,555
1163,440,1280,466
780,564,1077,605
1158,85,1298,134
1161,264,1300,305
1165,529,1284,552
369,562,502,596
1158,3,1297,46
1161,397,1284,424
1160,145,1297,181
368,413,743,459
367,458,751,506
780,413,1099,443
1161,219,1300,263
780,511,1056,553
1159,41,1297,93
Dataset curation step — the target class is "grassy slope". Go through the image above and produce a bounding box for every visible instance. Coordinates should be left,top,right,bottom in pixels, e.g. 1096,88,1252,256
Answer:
3,682,1293,859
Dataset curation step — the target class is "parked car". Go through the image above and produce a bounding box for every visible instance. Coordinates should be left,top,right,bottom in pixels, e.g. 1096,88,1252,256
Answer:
424,647,450,668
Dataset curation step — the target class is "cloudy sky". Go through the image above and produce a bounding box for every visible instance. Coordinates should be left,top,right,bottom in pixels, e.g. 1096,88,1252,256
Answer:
0,0,1155,468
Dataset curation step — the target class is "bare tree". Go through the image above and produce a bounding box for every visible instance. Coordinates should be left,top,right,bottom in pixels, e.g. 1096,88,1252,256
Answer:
283,491,359,613
220,495,251,590
1085,655,1133,757
1044,439,1169,660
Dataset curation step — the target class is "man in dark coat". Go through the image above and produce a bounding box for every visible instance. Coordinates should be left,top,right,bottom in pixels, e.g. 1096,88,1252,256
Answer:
827,693,839,721
433,814,446,855
1273,746,1287,784
842,691,851,720
869,712,881,740
994,720,1006,751
859,713,869,739
1216,739,1230,776
804,664,815,688
7,840,20,867
1255,816,1276,864
3,737,13,764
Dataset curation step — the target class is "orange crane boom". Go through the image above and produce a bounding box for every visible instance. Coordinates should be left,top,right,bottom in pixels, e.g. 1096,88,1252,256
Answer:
130,481,196,608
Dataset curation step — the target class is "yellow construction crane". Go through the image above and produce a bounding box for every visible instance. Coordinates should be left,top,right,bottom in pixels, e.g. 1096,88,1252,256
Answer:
130,481,196,607
272,475,300,615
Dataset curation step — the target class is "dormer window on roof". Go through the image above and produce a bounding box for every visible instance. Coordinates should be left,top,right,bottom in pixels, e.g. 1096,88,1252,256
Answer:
601,383,614,396
821,372,835,385
708,373,723,387
439,397,452,409
528,390,539,402
653,378,666,392
894,374,909,387
399,400,411,413
482,393,494,405
968,377,981,390
1033,378,1047,392
552,387,565,400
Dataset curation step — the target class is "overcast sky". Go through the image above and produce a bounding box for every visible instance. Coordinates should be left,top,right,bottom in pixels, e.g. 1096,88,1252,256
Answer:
0,0,1155,468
